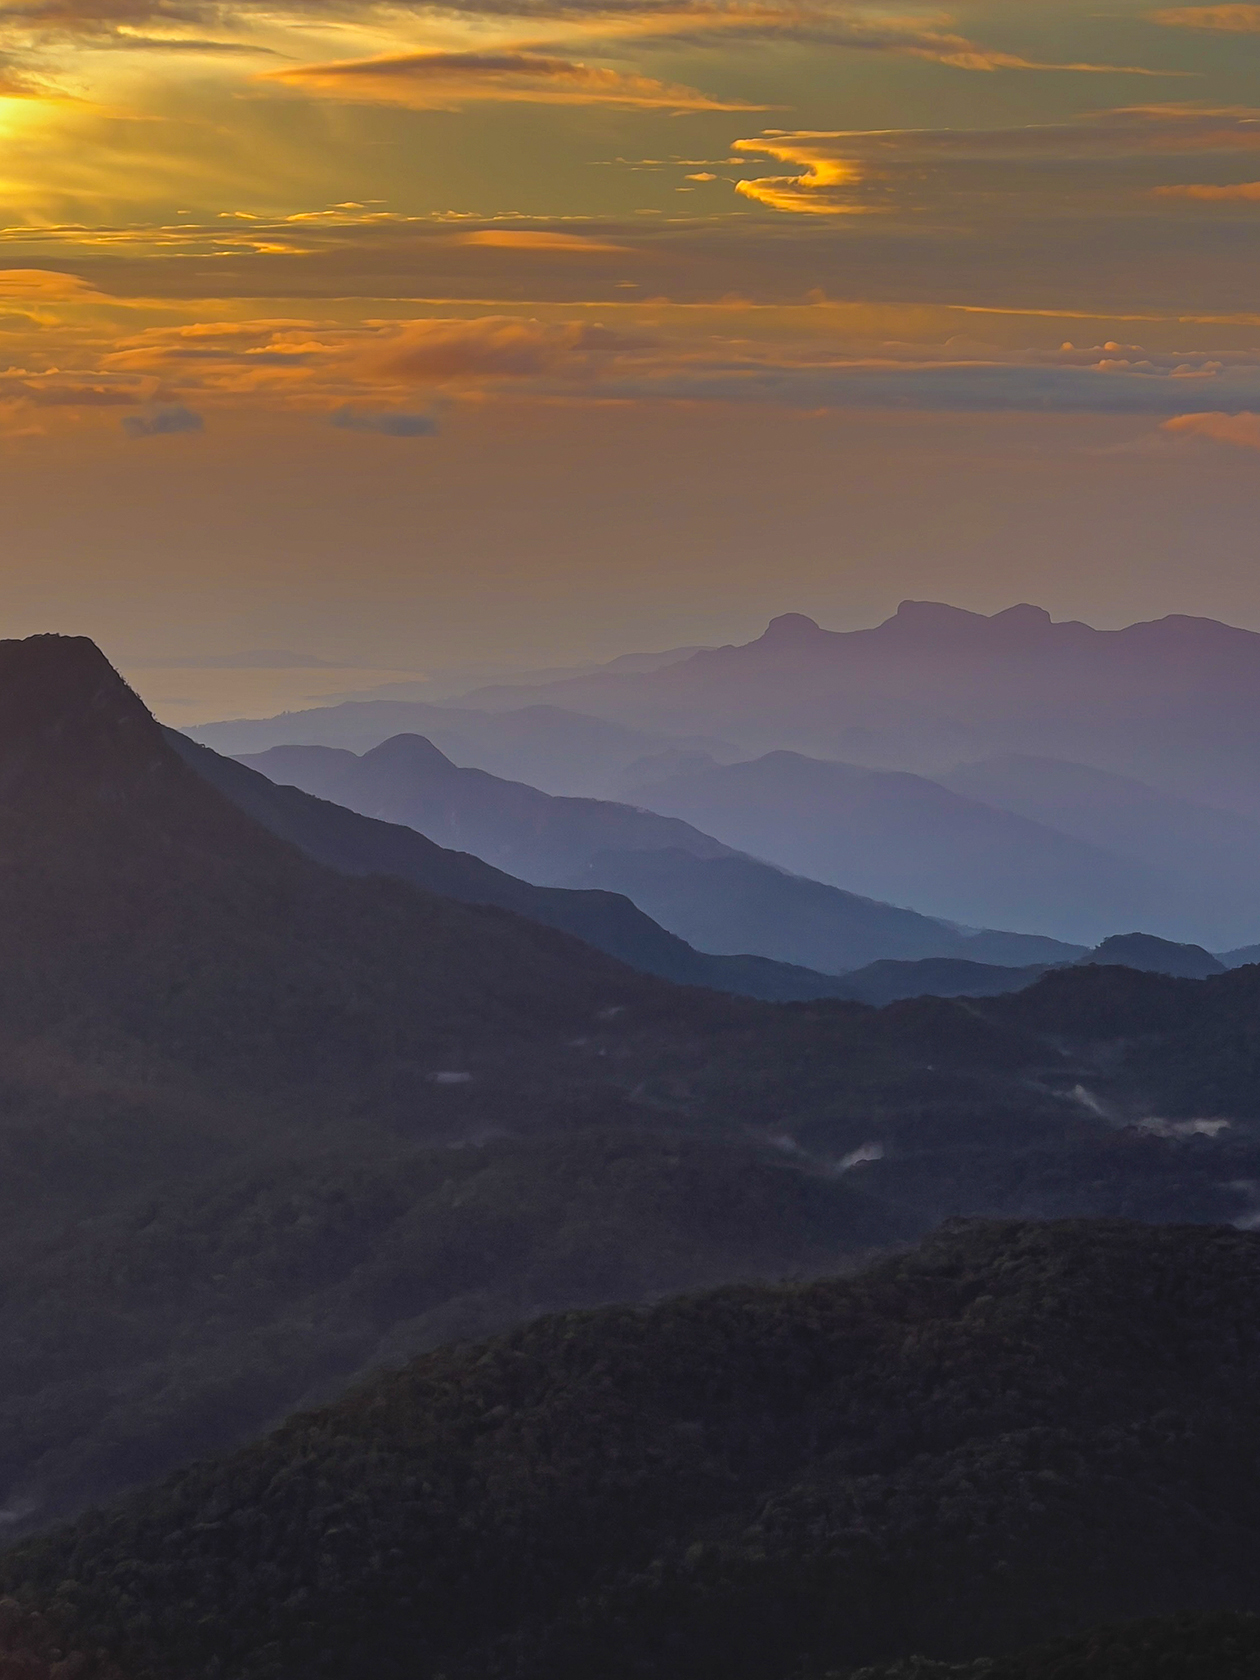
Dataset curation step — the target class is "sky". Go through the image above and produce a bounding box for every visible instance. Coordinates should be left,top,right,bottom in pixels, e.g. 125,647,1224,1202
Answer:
4,0,1260,699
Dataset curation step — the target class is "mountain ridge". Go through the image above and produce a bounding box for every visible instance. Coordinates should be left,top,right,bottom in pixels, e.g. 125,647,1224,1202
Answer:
446,603,1260,821
233,733,1084,970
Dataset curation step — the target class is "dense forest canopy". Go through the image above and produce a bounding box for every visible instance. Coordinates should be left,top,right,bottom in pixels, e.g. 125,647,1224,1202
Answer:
5,1220,1260,1680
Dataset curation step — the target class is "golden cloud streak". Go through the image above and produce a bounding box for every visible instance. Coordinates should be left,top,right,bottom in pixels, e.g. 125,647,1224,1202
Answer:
454,230,633,252
731,133,873,215
266,49,764,110
1153,178,1260,195
1153,4,1260,29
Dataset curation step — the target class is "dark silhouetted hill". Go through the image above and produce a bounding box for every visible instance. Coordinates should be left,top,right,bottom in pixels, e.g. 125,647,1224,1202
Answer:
846,1612,1260,1679
8,1221,1260,1680
1082,934,1225,980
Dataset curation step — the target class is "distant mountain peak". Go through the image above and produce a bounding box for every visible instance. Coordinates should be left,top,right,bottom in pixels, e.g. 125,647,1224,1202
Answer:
992,603,1053,629
759,612,824,646
892,599,982,628
363,732,458,771
1085,932,1225,980
891,600,1054,636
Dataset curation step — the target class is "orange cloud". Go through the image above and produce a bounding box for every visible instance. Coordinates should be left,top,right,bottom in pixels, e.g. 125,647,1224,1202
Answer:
1153,5,1260,29
454,230,632,252
366,315,651,383
1161,410,1260,446
0,268,102,298
266,50,762,111
731,134,877,215
1153,179,1260,196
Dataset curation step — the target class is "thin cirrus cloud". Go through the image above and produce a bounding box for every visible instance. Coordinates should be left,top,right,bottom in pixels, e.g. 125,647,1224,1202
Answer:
453,229,633,252
1153,5,1260,28
265,49,765,110
574,7,1175,73
364,315,653,382
1153,179,1260,195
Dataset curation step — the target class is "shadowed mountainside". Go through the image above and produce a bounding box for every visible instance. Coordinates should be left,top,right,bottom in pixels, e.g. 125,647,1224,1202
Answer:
845,1612,1260,1679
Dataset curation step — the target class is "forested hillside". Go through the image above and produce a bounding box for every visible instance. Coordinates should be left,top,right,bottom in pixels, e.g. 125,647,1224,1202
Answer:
7,1221,1260,1680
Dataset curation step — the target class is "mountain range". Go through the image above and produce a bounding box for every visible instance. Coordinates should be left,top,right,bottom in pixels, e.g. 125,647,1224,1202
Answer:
233,734,1079,972
625,749,1156,946
192,697,737,798
455,602,1260,822
188,602,1260,950
172,733,860,1004
5,634,1260,1542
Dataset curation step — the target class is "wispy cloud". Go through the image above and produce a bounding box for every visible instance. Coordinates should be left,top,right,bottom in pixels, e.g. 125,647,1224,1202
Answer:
1153,178,1260,196
266,48,764,109
731,106,1260,215
453,228,632,251
1153,5,1260,30
574,6,1176,73
122,400,203,435
366,314,653,381
330,403,440,435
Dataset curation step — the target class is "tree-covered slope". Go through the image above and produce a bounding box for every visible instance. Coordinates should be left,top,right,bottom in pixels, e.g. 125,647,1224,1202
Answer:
846,1612,1260,1679
7,1221,1260,1680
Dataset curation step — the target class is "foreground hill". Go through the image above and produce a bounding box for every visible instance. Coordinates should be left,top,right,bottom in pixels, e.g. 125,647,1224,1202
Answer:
848,1612,1260,1679
6,1220,1260,1680
0,635,678,1119
234,734,1076,972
